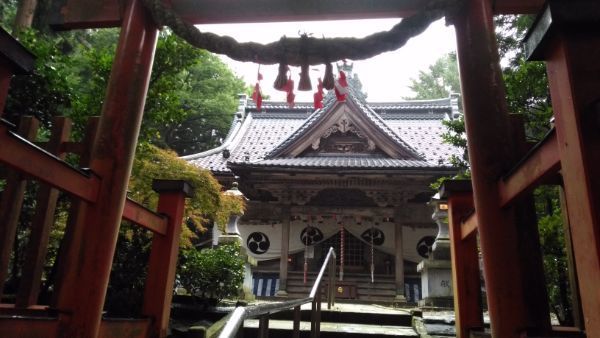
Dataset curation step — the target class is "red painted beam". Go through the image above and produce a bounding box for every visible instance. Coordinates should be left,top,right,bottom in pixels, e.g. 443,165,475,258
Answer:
0,317,60,337
0,124,99,202
498,131,561,207
50,0,545,30
123,198,168,235
0,316,151,338
461,213,477,240
98,318,151,338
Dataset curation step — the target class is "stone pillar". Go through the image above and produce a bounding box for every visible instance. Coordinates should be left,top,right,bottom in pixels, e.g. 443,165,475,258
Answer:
276,207,291,296
417,195,453,308
218,228,256,301
394,219,406,302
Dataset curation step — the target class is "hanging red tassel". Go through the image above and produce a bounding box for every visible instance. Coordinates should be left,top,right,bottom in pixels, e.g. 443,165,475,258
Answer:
313,78,324,109
284,76,295,108
334,70,349,101
251,83,262,110
251,67,263,110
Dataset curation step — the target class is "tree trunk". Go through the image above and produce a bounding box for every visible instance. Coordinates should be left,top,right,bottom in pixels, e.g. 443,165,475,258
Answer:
13,0,38,33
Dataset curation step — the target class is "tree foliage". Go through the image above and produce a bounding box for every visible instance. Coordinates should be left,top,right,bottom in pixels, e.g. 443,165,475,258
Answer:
408,52,460,100
177,243,245,302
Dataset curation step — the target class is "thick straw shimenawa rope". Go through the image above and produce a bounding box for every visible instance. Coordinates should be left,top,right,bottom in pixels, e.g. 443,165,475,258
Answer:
142,0,461,66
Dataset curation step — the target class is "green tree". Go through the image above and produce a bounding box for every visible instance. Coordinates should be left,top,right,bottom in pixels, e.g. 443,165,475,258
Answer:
157,51,246,155
178,243,246,302
407,52,460,100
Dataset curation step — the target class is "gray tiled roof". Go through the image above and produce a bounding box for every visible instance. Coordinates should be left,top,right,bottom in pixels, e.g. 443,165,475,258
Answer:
229,157,442,169
186,89,462,174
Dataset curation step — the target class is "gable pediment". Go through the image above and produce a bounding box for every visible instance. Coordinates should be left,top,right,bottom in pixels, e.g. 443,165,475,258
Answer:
267,98,423,160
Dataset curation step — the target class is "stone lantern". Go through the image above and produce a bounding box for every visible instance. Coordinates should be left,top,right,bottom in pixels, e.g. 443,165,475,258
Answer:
417,193,453,308
223,182,245,236
218,182,256,300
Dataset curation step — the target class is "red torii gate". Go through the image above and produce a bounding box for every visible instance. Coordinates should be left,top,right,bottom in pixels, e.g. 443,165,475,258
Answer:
1,0,599,338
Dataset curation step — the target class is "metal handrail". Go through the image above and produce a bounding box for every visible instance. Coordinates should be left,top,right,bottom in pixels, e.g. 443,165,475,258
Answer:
218,247,337,338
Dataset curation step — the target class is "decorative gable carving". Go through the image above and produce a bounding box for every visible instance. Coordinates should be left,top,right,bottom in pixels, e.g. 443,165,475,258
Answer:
309,114,377,155
267,97,423,160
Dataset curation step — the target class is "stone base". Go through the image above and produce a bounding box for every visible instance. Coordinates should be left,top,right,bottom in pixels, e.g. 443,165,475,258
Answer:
275,290,288,297
393,294,407,306
418,259,453,306
218,234,242,245
418,296,454,308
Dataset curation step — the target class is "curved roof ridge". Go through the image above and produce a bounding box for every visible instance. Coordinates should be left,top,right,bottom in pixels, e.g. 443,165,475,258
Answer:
181,112,253,160
371,97,452,105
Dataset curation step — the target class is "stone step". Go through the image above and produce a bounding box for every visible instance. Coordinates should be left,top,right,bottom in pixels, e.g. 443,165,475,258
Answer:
243,319,418,338
268,306,412,327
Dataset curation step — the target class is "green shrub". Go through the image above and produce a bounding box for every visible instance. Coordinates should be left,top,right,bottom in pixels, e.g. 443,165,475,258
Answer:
177,243,245,302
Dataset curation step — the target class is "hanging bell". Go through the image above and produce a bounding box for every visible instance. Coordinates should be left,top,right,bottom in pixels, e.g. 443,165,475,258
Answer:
322,63,334,90
273,63,289,91
297,64,312,91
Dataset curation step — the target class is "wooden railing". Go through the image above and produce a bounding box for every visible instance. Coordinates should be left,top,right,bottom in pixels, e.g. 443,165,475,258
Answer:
0,114,193,338
218,247,337,338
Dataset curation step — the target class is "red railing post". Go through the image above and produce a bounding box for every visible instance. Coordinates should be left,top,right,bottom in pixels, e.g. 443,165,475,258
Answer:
0,116,39,301
17,117,72,308
441,181,483,338
142,180,193,338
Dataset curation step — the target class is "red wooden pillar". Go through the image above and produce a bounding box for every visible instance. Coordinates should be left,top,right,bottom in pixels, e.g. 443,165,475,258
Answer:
441,181,482,338
56,0,158,336
524,2,600,334
452,0,549,336
142,180,193,338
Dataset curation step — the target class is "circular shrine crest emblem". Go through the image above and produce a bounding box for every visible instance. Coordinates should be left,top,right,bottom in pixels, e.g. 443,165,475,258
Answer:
416,236,436,258
361,228,385,246
247,232,270,254
300,227,324,245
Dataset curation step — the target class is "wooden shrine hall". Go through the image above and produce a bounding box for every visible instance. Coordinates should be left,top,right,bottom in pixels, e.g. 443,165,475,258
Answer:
185,66,462,303
0,0,599,338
